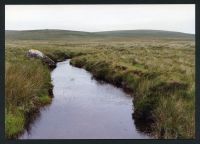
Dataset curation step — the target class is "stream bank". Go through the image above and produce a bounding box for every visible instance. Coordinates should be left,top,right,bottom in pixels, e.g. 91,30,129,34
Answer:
19,60,151,139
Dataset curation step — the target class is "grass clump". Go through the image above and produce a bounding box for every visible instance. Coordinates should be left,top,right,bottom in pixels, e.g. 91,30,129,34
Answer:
5,50,52,139
5,110,25,138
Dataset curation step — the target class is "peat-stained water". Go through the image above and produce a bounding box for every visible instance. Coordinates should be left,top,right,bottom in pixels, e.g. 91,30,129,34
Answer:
20,60,150,139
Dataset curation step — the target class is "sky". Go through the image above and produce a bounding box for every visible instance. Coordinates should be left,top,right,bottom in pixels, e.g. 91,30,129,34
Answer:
5,5,195,34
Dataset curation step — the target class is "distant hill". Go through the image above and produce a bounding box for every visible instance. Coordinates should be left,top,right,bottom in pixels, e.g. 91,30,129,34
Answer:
5,29,95,40
5,29,195,41
95,30,194,38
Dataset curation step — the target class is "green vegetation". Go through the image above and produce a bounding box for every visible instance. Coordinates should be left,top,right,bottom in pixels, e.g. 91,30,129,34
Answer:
69,42,195,138
5,30,195,139
5,47,52,138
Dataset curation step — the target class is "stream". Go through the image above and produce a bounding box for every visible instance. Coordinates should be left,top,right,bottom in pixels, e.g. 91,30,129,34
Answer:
19,60,150,139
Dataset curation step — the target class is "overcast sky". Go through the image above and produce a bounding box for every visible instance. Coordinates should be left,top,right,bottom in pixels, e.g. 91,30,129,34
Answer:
5,5,195,34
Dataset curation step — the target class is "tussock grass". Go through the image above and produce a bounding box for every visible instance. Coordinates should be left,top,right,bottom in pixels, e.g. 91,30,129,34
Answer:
6,37,195,139
69,40,195,139
5,49,52,139
5,110,25,138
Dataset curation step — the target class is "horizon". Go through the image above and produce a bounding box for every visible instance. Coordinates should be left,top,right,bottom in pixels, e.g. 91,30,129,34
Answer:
5,29,195,35
6,5,195,34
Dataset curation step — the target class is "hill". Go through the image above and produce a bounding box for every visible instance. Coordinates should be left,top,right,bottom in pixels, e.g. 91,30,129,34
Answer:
5,29,94,40
95,30,194,38
5,29,195,41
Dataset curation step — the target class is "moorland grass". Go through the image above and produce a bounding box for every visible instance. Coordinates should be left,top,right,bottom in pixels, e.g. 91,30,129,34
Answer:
70,41,195,138
5,49,52,138
5,37,195,139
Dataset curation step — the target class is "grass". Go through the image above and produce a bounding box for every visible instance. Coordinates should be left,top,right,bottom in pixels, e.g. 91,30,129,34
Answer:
5,30,195,139
5,49,52,139
69,41,195,138
5,110,25,138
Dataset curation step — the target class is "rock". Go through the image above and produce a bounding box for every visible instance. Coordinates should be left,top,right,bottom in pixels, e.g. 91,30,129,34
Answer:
27,49,44,58
27,49,56,68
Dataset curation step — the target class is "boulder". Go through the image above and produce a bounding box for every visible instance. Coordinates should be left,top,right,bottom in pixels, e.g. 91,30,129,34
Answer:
27,49,56,68
27,49,44,58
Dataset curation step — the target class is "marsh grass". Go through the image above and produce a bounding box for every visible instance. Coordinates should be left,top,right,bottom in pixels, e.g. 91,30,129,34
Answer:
5,37,195,139
69,40,195,139
5,50,52,138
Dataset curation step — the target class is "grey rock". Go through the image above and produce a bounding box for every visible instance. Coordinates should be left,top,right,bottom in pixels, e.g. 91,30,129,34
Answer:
27,49,56,68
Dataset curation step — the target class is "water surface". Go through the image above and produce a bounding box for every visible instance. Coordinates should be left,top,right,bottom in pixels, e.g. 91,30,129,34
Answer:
20,60,149,139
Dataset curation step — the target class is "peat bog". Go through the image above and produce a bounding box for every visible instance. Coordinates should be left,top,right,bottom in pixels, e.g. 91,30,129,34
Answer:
5,30,195,139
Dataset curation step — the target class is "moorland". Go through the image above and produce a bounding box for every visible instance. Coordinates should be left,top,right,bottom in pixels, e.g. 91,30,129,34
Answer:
5,29,195,139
